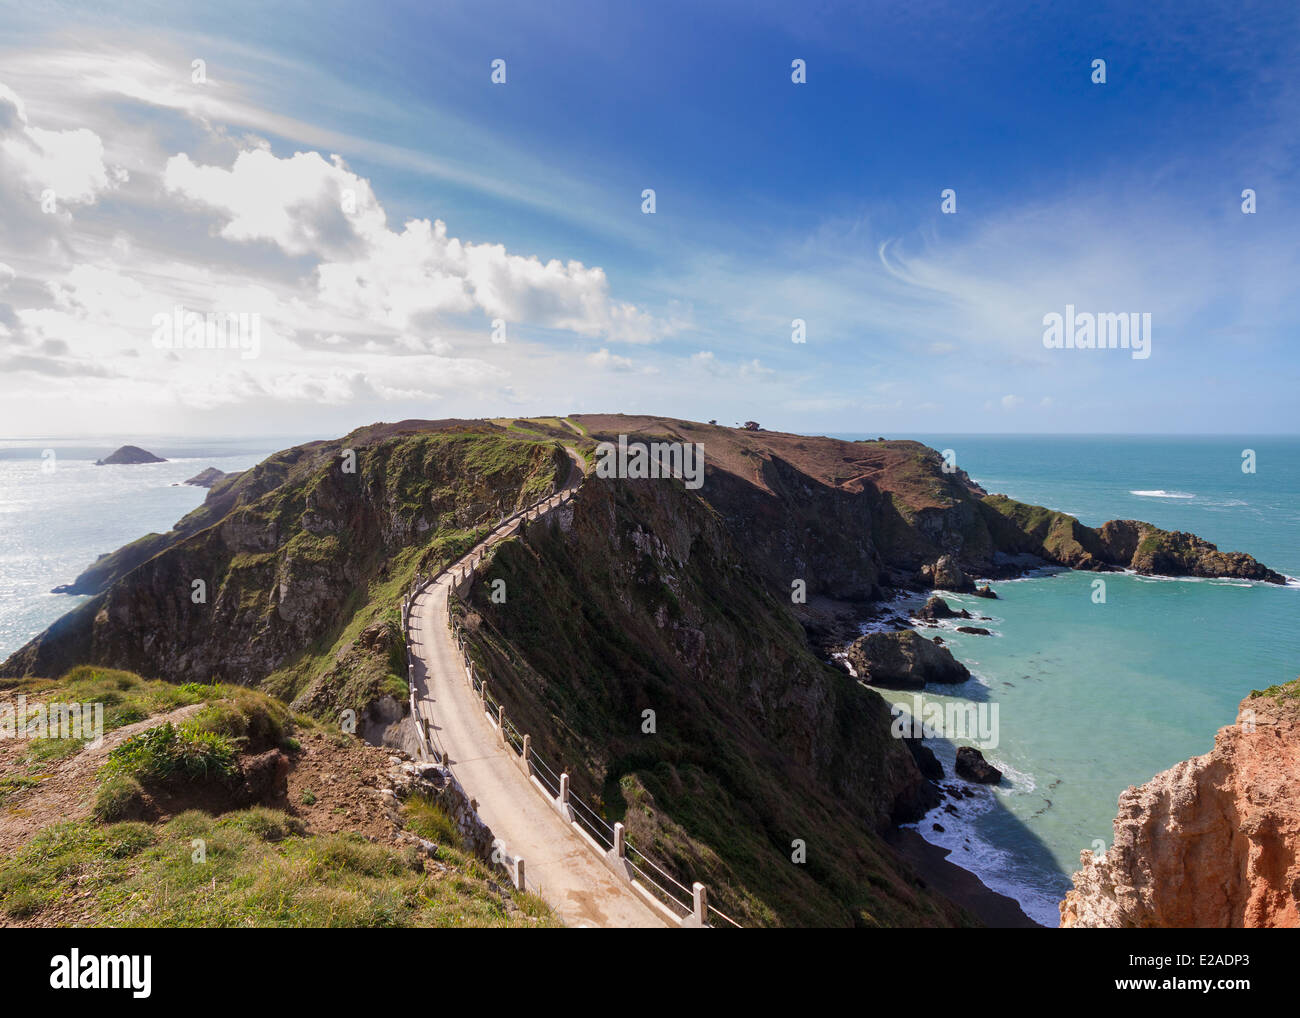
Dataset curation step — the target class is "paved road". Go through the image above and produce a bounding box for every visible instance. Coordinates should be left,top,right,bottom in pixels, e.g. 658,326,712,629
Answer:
407,453,667,928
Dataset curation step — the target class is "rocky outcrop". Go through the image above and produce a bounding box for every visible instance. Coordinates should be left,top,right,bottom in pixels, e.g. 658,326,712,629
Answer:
182,467,230,487
291,619,407,727
905,736,944,780
921,555,975,592
955,746,1002,784
50,533,174,595
51,449,310,596
982,495,1284,584
1060,681,1300,928
1097,520,1286,584
96,445,166,465
847,630,971,689
389,759,497,861
916,595,970,621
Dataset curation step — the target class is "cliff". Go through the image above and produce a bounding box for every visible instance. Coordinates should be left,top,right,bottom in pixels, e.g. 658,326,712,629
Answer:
452,461,957,927
3,414,1285,927
981,496,1285,583
8,425,568,725
1060,679,1300,928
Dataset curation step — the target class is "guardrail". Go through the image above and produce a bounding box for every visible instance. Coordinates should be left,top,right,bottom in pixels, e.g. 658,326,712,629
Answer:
399,475,742,929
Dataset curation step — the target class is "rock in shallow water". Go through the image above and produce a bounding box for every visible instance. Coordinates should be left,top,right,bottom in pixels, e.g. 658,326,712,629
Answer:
916,595,971,621
846,630,971,689
955,746,1002,784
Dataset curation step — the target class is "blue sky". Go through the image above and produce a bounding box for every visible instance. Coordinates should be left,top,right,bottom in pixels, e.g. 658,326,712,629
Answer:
0,0,1297,435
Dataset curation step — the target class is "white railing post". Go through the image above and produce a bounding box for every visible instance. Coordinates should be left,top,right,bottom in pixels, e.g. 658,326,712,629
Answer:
513,856,526,891
692,882,707,926
498,705,505,743
522,734,531,768
558,772,573,821
613,821,625,858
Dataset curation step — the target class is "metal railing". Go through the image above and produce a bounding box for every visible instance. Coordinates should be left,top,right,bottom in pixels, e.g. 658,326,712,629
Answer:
401,470,741,928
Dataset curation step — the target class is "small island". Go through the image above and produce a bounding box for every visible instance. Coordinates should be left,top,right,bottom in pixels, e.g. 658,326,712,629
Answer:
181,467,229,488
95,445,167,466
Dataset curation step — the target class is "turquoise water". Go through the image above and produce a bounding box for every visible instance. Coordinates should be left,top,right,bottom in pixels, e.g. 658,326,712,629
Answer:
842,435,1300,926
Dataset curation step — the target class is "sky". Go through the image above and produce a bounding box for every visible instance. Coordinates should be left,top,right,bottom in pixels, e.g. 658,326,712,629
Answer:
0,0,1297,438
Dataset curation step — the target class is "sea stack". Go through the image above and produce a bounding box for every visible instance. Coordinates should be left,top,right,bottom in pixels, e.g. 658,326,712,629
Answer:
95,445,166,465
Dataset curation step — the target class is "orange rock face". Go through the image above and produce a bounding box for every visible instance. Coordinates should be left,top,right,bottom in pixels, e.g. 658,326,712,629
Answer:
1060,685,1300,928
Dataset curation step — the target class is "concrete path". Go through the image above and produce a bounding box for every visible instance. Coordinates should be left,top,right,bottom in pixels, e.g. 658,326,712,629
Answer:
407,454,667,928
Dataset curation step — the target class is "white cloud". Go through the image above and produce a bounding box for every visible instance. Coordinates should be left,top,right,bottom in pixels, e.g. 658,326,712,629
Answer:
0,80,121,205
164,148,385,256
165,146,667,342
586,347,636,371
690,350,773,381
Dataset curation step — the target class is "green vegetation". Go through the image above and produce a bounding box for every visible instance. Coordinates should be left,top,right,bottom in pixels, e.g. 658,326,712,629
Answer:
101,722,238,783
1249,677,1300,702
0,666,557,927
0,812,555,927
3,667,215,773
982,493,1107,566
456,478,973,928
92,774,145,822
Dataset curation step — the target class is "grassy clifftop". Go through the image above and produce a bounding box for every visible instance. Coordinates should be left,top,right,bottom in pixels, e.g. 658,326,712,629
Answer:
0,668,554,927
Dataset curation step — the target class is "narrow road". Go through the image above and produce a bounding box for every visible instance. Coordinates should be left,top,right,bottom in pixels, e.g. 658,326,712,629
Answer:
407,451,668,928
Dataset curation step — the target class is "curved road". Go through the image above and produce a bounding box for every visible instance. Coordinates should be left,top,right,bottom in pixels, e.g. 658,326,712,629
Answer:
407,451,668,928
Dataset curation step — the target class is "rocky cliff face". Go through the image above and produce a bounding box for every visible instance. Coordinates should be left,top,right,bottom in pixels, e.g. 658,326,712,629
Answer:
3,427,567,712
981,496,1284,583
455,470,958,927
1060,680,1300,928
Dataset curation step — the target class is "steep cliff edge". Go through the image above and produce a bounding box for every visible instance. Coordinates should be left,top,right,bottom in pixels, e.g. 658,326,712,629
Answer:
1060,679,1300,928
3,415,1286,928
453,471,957,926
3,425,568,725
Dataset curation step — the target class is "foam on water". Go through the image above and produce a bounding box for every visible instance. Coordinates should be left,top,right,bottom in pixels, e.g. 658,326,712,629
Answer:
834,434,1300,926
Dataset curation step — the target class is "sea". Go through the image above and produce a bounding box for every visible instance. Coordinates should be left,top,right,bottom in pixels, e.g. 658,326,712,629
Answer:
0,437,298,657
834,434,1300,926
2,432,1298,927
